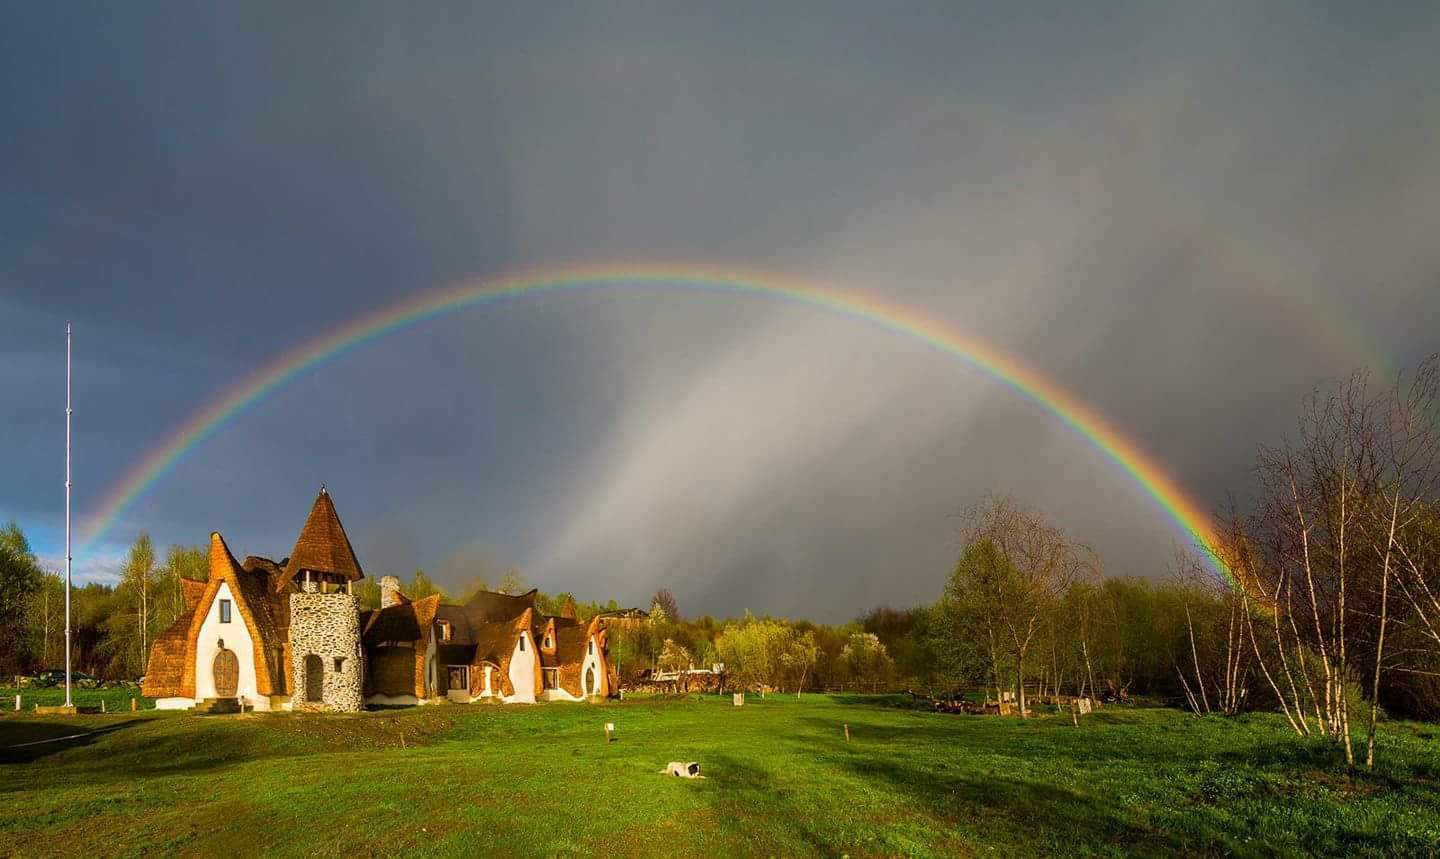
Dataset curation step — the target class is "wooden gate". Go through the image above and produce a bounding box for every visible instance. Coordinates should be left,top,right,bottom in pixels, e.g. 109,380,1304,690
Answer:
213,648,239,698
305,654,324,702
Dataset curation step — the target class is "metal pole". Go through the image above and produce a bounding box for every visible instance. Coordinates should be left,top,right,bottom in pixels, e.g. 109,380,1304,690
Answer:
64,323,73,709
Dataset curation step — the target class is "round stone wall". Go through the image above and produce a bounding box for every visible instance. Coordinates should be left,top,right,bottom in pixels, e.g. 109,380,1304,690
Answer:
289,592,364,712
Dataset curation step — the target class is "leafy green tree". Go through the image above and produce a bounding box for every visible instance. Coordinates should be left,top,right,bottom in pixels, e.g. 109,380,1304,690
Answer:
0,521,43,674
354,577,381,610
842,632,894,683
407,568,444,600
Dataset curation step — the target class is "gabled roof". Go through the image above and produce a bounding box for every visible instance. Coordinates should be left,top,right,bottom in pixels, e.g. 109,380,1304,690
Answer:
144,532,292,700
463,587,537,623
560,595,577,619
179,577,207,611
362,593,442,646
472,607,534,666
242,555,284,577
546,624,592,668
278,488,363,590
435,603,476,644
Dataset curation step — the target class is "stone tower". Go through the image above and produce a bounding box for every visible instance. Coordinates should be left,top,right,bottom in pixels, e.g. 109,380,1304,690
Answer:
280,487,365,712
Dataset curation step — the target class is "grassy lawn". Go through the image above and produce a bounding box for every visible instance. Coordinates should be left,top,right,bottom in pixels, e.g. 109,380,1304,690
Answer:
2,694,1438,857
2,686,151,713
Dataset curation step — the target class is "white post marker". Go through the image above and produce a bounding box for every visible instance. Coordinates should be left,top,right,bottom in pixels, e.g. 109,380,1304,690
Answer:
604,722,615,743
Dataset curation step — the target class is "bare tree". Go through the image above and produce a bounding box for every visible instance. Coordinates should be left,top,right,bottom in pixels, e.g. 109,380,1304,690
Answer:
1237,355,1440,768
955,497,1091,717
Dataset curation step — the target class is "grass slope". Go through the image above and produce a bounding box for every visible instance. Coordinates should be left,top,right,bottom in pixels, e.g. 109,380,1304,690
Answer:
3,695,1438,857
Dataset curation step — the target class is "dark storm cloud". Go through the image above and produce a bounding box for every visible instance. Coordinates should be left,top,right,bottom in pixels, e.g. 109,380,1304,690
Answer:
3,2,1437,619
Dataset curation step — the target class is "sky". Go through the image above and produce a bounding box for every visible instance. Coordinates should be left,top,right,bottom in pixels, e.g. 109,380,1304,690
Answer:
3,2,1438,621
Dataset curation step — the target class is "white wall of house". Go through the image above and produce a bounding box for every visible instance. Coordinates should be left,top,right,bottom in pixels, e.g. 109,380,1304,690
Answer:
423,635,436,698
581,637,605,698
503,632,536,703
155,697,194,710
194,581,269,709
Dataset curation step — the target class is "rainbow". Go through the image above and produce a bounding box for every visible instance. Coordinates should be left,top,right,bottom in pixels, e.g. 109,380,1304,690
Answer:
81,261,1226,574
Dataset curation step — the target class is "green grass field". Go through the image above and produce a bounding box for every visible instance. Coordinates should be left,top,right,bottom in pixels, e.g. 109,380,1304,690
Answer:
3,685,151,713
3,695,1438,857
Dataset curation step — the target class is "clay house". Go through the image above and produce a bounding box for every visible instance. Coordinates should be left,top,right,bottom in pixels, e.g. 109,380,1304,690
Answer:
363,581,614,704
142,488,615,711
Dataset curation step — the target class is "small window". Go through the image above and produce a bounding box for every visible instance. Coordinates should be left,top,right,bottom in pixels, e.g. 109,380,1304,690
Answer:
543,634,553,649
438,620,452,642
334,657,345,673
219,599,232,623
518,634,526,652
588,640,595,655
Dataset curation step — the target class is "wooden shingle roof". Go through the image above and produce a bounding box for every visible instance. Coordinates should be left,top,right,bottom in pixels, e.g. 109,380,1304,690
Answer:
463,587,537,623
278,488,363,590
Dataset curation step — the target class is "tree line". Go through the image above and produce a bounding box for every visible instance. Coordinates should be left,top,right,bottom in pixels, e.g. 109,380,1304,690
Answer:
2,357,1434,772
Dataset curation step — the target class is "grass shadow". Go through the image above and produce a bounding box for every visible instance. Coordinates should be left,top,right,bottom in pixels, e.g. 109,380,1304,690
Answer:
0,718,148,765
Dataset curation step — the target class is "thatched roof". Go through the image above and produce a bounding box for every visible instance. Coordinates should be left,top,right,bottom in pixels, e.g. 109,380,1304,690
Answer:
278,488,363,590
463,587,537,623
473,608,533,666
179,577,207,611
141,612,193,698
363,596,426,645
541,624,592,669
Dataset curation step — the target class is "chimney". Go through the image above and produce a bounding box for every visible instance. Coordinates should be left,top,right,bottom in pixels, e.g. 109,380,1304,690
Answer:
380,576,402,608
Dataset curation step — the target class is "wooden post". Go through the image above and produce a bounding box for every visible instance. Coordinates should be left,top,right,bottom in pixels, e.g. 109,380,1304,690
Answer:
13,694,19,711
131,697,137,712
604,722,615,743
843,723,850,742
101,699,106,713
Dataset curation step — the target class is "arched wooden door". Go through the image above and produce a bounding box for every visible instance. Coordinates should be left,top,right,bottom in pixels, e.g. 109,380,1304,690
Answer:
584,666,596,696
213,648,239,698
305,654,324,702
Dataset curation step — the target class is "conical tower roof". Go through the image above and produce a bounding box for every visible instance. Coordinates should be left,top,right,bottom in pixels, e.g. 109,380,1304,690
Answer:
278,487,363,590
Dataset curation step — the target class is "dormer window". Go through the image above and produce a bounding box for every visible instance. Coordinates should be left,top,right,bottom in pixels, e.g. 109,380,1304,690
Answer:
543,634,553,649
438,620,452,642
219,599,232,623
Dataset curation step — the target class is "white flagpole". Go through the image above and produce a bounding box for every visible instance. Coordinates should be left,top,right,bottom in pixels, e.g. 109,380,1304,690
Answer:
64,323,73,710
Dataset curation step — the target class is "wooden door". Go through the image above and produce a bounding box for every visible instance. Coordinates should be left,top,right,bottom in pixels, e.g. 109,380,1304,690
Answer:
305,654,324,702
213,648,239,698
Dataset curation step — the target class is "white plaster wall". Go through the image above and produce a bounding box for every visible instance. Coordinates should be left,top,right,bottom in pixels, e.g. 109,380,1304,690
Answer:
581,641,604,698
194,582,260,705
423,636,436,699
155,697,194,710
504,633,536,703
